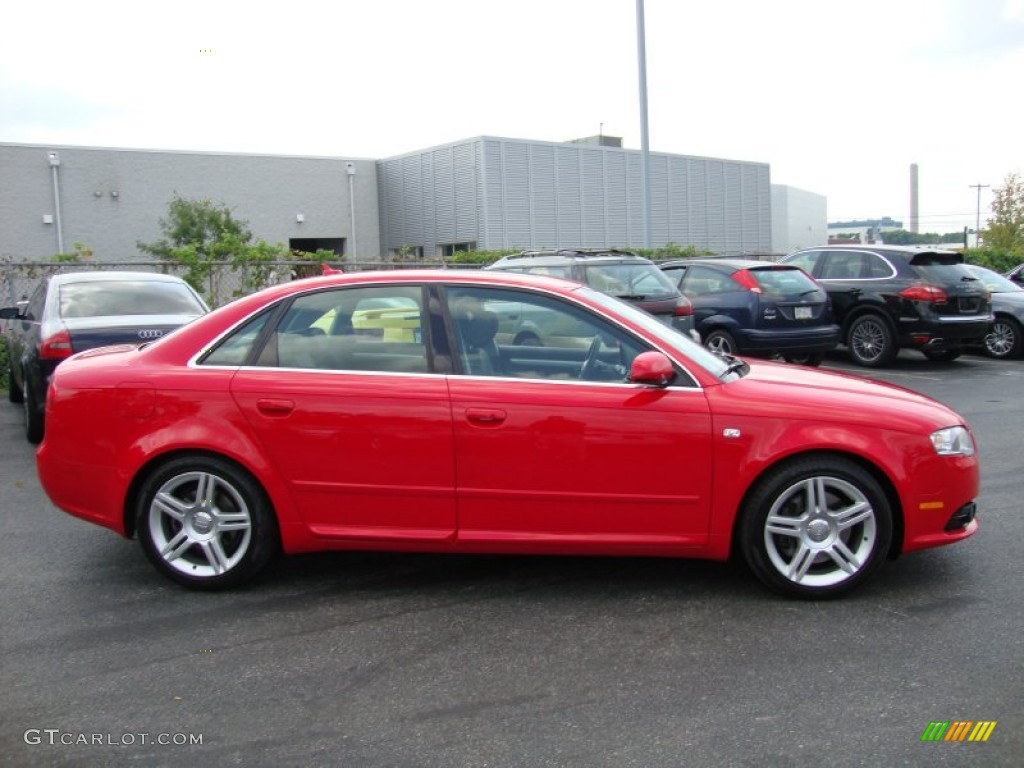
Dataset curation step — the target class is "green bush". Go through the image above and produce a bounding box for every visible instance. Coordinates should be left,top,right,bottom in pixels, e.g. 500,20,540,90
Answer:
963,248,1023,273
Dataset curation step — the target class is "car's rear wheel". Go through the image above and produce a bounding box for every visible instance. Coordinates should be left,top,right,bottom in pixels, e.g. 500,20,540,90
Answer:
136,455,279,590
922,347,961,362
23,383,44,444
739,457,893,599
783,352,824,366
704,329,738,357
8,364,23,404
983,317,1022,359
847,315,897,367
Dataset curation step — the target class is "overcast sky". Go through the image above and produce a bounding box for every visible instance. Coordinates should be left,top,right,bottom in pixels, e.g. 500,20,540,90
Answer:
2,0,1021,235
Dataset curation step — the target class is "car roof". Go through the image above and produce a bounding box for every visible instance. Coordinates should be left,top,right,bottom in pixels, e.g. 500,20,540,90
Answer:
660,258,791,270
493,249,651,264
792,244,962,256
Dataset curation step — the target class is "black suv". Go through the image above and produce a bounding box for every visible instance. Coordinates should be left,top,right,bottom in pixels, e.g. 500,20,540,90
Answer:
485,249,696,338
781,245,992,366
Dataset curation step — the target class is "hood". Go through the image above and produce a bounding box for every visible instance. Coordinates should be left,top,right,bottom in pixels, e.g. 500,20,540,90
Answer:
708,358,965,433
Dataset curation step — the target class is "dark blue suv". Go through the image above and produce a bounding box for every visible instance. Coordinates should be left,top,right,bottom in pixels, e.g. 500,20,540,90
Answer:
660,258,839,365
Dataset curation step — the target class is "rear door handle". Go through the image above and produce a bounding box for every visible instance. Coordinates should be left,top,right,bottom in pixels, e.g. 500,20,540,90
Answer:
465,407,507,425
256,398,295,416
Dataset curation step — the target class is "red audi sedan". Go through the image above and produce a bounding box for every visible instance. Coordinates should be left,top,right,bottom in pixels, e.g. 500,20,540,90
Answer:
36,270,979,598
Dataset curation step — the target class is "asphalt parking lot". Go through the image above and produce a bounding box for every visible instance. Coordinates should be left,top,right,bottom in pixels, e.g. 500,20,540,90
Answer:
1,350,1021,767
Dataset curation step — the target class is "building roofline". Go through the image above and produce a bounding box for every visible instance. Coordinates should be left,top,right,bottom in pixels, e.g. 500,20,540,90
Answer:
0,141,376,163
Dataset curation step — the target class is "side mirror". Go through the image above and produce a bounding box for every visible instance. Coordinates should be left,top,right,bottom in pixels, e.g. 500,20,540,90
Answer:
628,351,676,387
0,307,22,320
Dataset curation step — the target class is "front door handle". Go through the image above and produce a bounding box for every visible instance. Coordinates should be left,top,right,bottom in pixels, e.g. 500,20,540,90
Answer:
465,407,507,425
256,398,295,416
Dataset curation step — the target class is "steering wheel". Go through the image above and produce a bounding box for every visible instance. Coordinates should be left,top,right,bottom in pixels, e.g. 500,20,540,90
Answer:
580,334,603,380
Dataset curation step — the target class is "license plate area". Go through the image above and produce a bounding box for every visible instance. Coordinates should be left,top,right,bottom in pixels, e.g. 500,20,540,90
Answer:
795,306,812,320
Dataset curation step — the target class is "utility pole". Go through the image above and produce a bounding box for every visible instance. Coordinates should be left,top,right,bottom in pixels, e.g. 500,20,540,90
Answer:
636,0,652,249
969,183,989,247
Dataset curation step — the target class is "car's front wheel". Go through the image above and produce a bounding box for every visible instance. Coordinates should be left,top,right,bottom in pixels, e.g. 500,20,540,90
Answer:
739,457,893,599
136,455,280,590
846,315,897,367
983,317,1022,359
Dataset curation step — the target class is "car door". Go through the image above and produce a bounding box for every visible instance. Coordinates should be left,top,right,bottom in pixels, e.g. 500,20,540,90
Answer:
443,285,713,549
792,249,865,320
226,284,457,542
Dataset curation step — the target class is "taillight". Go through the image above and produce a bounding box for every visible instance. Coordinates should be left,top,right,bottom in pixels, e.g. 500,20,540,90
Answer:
899,285,947,304
732,269,763,293
39,329,73,360
673,298,693,316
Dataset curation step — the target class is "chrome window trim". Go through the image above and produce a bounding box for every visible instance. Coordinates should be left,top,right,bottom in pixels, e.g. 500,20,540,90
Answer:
187,279,709,389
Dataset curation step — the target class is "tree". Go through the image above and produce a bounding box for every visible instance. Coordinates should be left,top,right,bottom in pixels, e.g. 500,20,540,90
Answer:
137,195,285,298
982,173,1024,253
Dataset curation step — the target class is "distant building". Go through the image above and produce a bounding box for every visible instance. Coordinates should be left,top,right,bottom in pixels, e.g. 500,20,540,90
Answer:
1,136,799,262
378,136,773,258
771,185,827,254
827,217,903,245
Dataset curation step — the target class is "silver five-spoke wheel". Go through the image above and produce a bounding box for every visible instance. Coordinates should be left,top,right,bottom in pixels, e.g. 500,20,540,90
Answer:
137,456,279,589
763,476,876,588
740,457,893,598
148,471,252,578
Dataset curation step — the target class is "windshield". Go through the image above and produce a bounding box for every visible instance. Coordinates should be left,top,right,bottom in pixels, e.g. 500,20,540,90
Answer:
966,265,1022,293
578,286,731,379
751,266,823,298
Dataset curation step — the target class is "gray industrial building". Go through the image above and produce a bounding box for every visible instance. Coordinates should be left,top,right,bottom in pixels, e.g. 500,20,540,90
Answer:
1,136,780,263
378,136,772,257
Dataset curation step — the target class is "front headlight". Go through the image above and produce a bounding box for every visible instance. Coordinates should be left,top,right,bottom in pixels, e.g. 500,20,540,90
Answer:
930,426,976,456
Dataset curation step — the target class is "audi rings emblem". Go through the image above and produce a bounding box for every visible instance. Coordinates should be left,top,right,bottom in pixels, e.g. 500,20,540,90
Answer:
138,329,165,340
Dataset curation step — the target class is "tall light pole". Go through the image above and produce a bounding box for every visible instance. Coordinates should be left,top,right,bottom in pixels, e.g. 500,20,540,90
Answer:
346,161,358,260
969,183,989,247
636,0,652,249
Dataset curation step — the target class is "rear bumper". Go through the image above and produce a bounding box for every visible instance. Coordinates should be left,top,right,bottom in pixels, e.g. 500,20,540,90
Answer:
896,314,992,348
736,325,841,355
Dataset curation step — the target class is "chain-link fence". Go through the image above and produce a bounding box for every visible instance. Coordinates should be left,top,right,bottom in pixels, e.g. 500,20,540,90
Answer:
0,260,481,310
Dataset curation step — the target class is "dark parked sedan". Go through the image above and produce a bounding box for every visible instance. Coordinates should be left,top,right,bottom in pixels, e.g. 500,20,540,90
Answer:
1,271,209,442
965,264,1024,359
659,259,839,365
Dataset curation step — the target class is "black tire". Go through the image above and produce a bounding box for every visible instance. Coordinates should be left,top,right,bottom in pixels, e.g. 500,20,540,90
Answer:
704,329,738,357
922,347,961,362
136,455,280,590
23,383,44,444
983,316,1022,359
846,314,897,367
783,352,824,367
8,365,23,404
738,456,893,599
